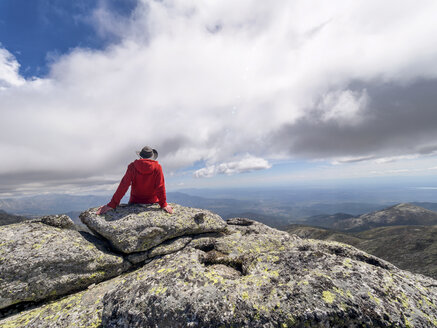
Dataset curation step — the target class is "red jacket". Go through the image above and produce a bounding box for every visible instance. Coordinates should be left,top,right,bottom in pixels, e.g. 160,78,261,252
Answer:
107,159,168,209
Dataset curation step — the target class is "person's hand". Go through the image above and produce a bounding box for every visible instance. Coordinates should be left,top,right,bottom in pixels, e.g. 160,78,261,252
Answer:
96,205,113,215
163,205,173,214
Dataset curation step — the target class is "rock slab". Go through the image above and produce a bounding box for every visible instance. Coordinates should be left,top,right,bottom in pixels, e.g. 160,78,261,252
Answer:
0,219,130,310
80,203,226,253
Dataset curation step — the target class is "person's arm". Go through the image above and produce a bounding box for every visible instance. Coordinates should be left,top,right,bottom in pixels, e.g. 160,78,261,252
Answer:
155,165,173,213
107,164,134,209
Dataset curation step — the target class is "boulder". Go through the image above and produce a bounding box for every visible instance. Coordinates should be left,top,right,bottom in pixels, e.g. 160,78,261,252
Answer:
0,220,130,310
79,203,226,253
101,219,437,328
40,214,75,229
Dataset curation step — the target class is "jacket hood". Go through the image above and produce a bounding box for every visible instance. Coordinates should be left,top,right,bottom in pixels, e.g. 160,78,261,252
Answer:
133,159,158,174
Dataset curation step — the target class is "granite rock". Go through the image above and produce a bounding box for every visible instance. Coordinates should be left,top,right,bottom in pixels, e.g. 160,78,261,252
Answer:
101,219,437,328
79,203,226,253
0,221,130,310
0,271,131,328
40,214,75,230
1,211,437,328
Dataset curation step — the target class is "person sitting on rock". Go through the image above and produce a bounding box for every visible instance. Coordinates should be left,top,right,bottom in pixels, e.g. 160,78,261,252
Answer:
97,146,173,215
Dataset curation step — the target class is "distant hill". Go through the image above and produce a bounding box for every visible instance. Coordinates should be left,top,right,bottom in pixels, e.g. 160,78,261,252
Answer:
287,224,437,280
332,203,437,231
0,210,27,226
301,203,437,231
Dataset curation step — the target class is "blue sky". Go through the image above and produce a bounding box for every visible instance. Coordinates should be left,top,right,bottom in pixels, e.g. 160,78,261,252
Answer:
0,0,136,77
1,0,437,197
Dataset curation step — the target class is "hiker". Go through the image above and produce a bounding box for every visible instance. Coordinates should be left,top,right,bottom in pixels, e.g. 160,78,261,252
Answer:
96,146,173,215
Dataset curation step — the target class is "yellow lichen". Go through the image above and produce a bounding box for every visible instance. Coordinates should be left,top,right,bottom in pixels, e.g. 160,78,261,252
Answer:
150,284,168,295
322,291,335,304
314,271,332,280
343,258,352,268
423,295,436,308
368,291,381,305
204,270,224,285
399,292,409,309
32,243,43,250
333,287,344,297
403,314,412,328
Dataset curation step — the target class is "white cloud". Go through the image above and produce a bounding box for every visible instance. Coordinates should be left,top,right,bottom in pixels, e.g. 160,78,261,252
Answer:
2,0,437,193
319,89,368,124
0,48,25,89
373,155,420,164
194,156,271,178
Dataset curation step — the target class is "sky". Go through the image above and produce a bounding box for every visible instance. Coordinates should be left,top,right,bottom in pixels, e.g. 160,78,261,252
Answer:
1,0,437,197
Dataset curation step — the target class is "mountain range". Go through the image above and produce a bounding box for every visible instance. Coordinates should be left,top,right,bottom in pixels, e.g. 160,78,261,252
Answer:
0,191,417,227
2,192,437,230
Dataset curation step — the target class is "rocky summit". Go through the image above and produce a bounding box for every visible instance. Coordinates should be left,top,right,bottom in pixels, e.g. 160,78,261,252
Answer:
1,205,437,327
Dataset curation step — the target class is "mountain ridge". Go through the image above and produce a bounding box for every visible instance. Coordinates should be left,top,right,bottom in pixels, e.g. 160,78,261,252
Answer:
303,203,437,231
331,203,437,231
